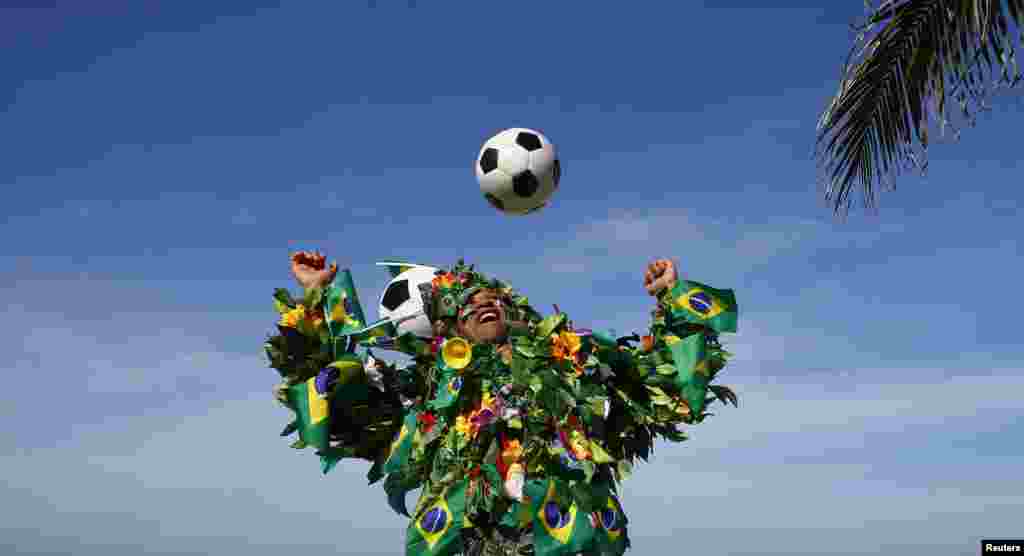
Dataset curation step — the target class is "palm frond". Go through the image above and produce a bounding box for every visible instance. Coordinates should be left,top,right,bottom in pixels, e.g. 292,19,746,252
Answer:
816,0,1024,215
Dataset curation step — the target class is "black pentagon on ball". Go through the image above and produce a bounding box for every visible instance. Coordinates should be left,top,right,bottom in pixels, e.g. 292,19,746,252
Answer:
381,279,410,311
484,192,505,211
479,148,499,173
512,170,540,198
515,131,543,152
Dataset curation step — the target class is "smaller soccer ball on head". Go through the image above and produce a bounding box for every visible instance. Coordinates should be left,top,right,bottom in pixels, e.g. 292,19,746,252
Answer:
475,128,561,215
378,266,437,339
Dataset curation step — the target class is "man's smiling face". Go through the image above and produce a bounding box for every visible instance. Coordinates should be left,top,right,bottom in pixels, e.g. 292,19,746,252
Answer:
456,289,508,345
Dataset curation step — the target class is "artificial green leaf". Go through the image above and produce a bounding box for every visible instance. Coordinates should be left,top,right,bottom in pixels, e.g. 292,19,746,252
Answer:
570,481,597,513
280,420,299,437
514,343,536,358
655,364,676,376
536,313,566,338
589,441,615,464
303,286,323,309
366,459,385,485
290,438,307,449
273,288,296,308
511,354,532,386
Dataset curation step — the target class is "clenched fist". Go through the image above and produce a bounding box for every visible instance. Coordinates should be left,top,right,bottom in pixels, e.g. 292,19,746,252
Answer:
291,251,338,291
643,258,678,296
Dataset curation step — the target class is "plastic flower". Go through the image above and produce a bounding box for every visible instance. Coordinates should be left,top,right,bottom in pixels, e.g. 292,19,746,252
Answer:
441,337,472,370
467,392,497,430
432,272,457,290
417,412,437,433
550,330,582,361
500,438,523,467
664,335,681,346
306,308,325,330
470,406,496,431
455,415,472,437
559,427,591,461
278,305,307,328
641,335,655,352
504,463,525,501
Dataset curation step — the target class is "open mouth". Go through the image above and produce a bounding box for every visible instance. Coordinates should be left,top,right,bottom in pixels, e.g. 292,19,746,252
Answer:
477,309,500,324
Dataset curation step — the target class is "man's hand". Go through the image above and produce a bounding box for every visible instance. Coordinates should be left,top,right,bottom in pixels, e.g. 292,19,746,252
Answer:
643,258,678,296
291,250,338,291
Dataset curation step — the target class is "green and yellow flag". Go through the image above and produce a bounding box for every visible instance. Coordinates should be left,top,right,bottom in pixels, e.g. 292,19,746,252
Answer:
324,270,368,338
376,260,435,278
384,410,419,475
525,479,596,556
664,280,738,334
406,480,467,556
592,492,629,556
666,331,710,415
286,377,330,452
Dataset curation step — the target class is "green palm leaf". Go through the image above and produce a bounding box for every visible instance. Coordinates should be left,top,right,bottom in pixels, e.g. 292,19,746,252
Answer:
816,0,1024,214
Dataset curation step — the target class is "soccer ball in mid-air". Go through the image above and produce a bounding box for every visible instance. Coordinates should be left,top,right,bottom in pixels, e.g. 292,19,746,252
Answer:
378,266,437,339
475,128,561,215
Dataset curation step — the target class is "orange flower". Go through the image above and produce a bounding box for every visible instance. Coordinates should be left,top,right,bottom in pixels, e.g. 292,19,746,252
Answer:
305,308,325,330
455,415,473,437
501,438,523,467
278,304,307,328
431,272,456,290
557,415,591,461
641,335,655,352
550,330,582,361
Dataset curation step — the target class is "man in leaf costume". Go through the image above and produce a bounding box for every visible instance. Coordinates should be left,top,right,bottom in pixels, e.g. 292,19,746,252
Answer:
266,251,740,556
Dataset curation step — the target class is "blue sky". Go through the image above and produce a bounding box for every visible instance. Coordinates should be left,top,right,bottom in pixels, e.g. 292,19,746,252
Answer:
2,2,1022,555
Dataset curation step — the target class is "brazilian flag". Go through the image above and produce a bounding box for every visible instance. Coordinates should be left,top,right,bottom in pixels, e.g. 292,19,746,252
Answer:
376,259,434,278
592,492,629,556
525,480,596,556
427,370,463,411
286,377,330,452
324,270,368,338
666,331,710,416
664,280,738,334
406,480,467,556
384,410,419,475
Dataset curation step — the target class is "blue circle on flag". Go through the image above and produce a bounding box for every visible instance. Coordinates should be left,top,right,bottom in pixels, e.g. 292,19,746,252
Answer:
601,507,619,530
688,291,713,314
420,507,448,533
544,502,571,529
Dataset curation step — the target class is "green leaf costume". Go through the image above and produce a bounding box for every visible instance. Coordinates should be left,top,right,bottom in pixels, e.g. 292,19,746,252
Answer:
264,260,739,555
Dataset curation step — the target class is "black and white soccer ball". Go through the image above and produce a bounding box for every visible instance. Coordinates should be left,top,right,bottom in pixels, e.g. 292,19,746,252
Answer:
475,128,561,215
378,266,437,339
